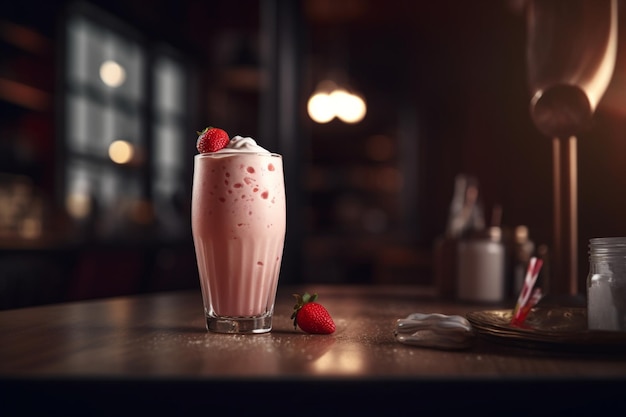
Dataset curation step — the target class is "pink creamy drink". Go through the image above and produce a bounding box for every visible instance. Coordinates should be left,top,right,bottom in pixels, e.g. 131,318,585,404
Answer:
192,135,286,334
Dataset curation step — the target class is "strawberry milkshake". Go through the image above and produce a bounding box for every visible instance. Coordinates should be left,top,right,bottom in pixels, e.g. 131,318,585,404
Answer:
192,129,286,333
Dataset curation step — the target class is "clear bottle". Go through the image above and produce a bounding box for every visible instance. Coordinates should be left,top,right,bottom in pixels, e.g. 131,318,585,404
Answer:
587,237,626,331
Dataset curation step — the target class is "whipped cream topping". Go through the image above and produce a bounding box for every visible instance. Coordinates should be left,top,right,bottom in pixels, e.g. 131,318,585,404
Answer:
217,135,271,154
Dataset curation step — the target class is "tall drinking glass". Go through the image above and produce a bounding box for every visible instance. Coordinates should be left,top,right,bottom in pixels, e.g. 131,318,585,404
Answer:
192,151,286,334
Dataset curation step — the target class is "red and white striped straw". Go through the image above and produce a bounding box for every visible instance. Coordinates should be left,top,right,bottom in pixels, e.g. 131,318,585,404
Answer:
512,257,544,324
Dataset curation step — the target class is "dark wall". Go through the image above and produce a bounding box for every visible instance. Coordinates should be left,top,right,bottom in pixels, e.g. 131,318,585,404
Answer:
3,0,626,304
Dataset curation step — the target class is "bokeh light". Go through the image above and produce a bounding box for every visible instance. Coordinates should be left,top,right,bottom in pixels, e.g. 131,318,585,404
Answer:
308,82,367,124
108,140,135,164
99,60,126,88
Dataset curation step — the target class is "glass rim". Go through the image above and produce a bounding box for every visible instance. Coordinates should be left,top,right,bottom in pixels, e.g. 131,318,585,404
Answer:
194,152,282,159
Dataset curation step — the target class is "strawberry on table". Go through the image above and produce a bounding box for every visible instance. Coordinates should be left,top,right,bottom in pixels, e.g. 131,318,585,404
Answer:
291,292,336,334
196,126,230,153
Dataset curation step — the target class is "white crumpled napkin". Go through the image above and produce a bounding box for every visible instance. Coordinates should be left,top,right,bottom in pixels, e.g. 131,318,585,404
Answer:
394,313,475,350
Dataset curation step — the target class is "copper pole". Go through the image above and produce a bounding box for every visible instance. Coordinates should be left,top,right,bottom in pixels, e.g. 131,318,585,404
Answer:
552,136,578,296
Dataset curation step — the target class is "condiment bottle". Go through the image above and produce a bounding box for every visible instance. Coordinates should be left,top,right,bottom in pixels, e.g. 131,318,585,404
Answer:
457,226,506,303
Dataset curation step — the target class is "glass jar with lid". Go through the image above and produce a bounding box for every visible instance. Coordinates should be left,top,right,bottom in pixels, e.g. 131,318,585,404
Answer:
587,237,626,331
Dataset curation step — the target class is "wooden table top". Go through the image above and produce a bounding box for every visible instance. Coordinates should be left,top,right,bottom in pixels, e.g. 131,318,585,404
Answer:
2,284,626,415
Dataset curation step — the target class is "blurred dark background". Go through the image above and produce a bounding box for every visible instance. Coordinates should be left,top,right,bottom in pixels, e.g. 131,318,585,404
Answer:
2,0,626,309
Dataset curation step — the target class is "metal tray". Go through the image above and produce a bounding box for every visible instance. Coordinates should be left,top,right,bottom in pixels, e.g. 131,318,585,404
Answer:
466,308,626,352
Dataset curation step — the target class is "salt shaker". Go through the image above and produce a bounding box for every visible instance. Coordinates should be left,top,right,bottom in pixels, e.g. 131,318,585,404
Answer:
587,237,626,331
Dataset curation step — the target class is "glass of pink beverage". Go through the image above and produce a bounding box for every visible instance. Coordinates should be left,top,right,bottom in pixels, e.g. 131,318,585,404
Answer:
191,137,286,334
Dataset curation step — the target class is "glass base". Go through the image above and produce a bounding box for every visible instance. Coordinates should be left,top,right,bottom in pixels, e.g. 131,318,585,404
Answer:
206,314,272,334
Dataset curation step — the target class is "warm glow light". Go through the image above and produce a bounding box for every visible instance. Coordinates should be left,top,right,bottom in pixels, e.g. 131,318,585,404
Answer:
66,193,92,219
333,90,366,123
108,140,134,164
311,349,365,375
99,60,126,88
329,88,352,110
308,83,367,124
20,218,42,239
307,92,335,123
